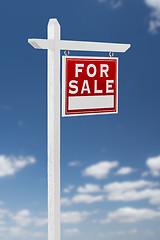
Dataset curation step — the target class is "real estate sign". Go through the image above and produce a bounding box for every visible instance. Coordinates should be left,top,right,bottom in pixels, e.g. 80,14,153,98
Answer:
62,56,118,117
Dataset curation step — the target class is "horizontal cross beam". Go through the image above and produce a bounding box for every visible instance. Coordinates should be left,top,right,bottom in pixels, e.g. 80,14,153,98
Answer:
28,39,131,53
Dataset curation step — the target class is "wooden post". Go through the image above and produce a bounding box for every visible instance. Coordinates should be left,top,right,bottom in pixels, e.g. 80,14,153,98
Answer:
47,19,61,240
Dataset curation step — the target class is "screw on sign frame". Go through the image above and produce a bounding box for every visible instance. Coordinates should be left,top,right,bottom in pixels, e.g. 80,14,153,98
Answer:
28,18,131,240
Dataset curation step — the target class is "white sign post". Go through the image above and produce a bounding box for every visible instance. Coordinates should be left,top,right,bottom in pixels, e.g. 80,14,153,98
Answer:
28,18,130,240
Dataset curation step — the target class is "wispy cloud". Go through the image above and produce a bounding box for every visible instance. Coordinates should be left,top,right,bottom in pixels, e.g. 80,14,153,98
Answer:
99,229,138,238
101,207,160,223
61,211,91,224
63,228,79,236
142,171,149,177
115,167,135,175
144,0,160,33
144,229,155,236
104,180,160,204
110,0,122,8
0,201,5,206
0,155,36,177
97,0,160,33
34,218,48,227
72,194,104,204
0,105,11,111
0,227,47,239
63,185,74,193
61,198,72,206
17,120,24,127
98,0,122,9
11,209,48,227
0,209,9,219
12,209,33,227
61,192,104,205
77,184,101,193
68,161,81,167
99,231,126,237
82,161,119,179
129,229,138,234
104,180,158,192
0,207,48,240
108,188,160,204
61,179,160,205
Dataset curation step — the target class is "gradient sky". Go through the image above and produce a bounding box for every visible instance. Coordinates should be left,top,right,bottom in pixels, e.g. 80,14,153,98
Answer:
0,0,160,239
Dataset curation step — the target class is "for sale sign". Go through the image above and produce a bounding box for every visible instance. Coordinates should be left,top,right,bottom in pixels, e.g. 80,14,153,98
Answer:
62,56,118,117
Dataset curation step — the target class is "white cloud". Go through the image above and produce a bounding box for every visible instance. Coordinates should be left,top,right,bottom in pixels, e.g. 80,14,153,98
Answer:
0,208,48,239
104,180,157,192
12,209,32,227
0,226,47,239
72,194,104,204
63,185,74,193
62,187,104,205
11,209,48,227
82,161,118,179
97,0,160,33
68,161,80,167
63,228,79,236
0,155,36,177
77,184,101,193
104,180,160,204
116,167,135,175
149,190,160,204
101,207,160,223
61,198,72,206
146,155,160,176
144,0,160,33
61,211,91,224
107,188,160,204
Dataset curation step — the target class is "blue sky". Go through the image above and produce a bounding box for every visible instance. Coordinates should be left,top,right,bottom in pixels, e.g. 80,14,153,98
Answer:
0,0,160,239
